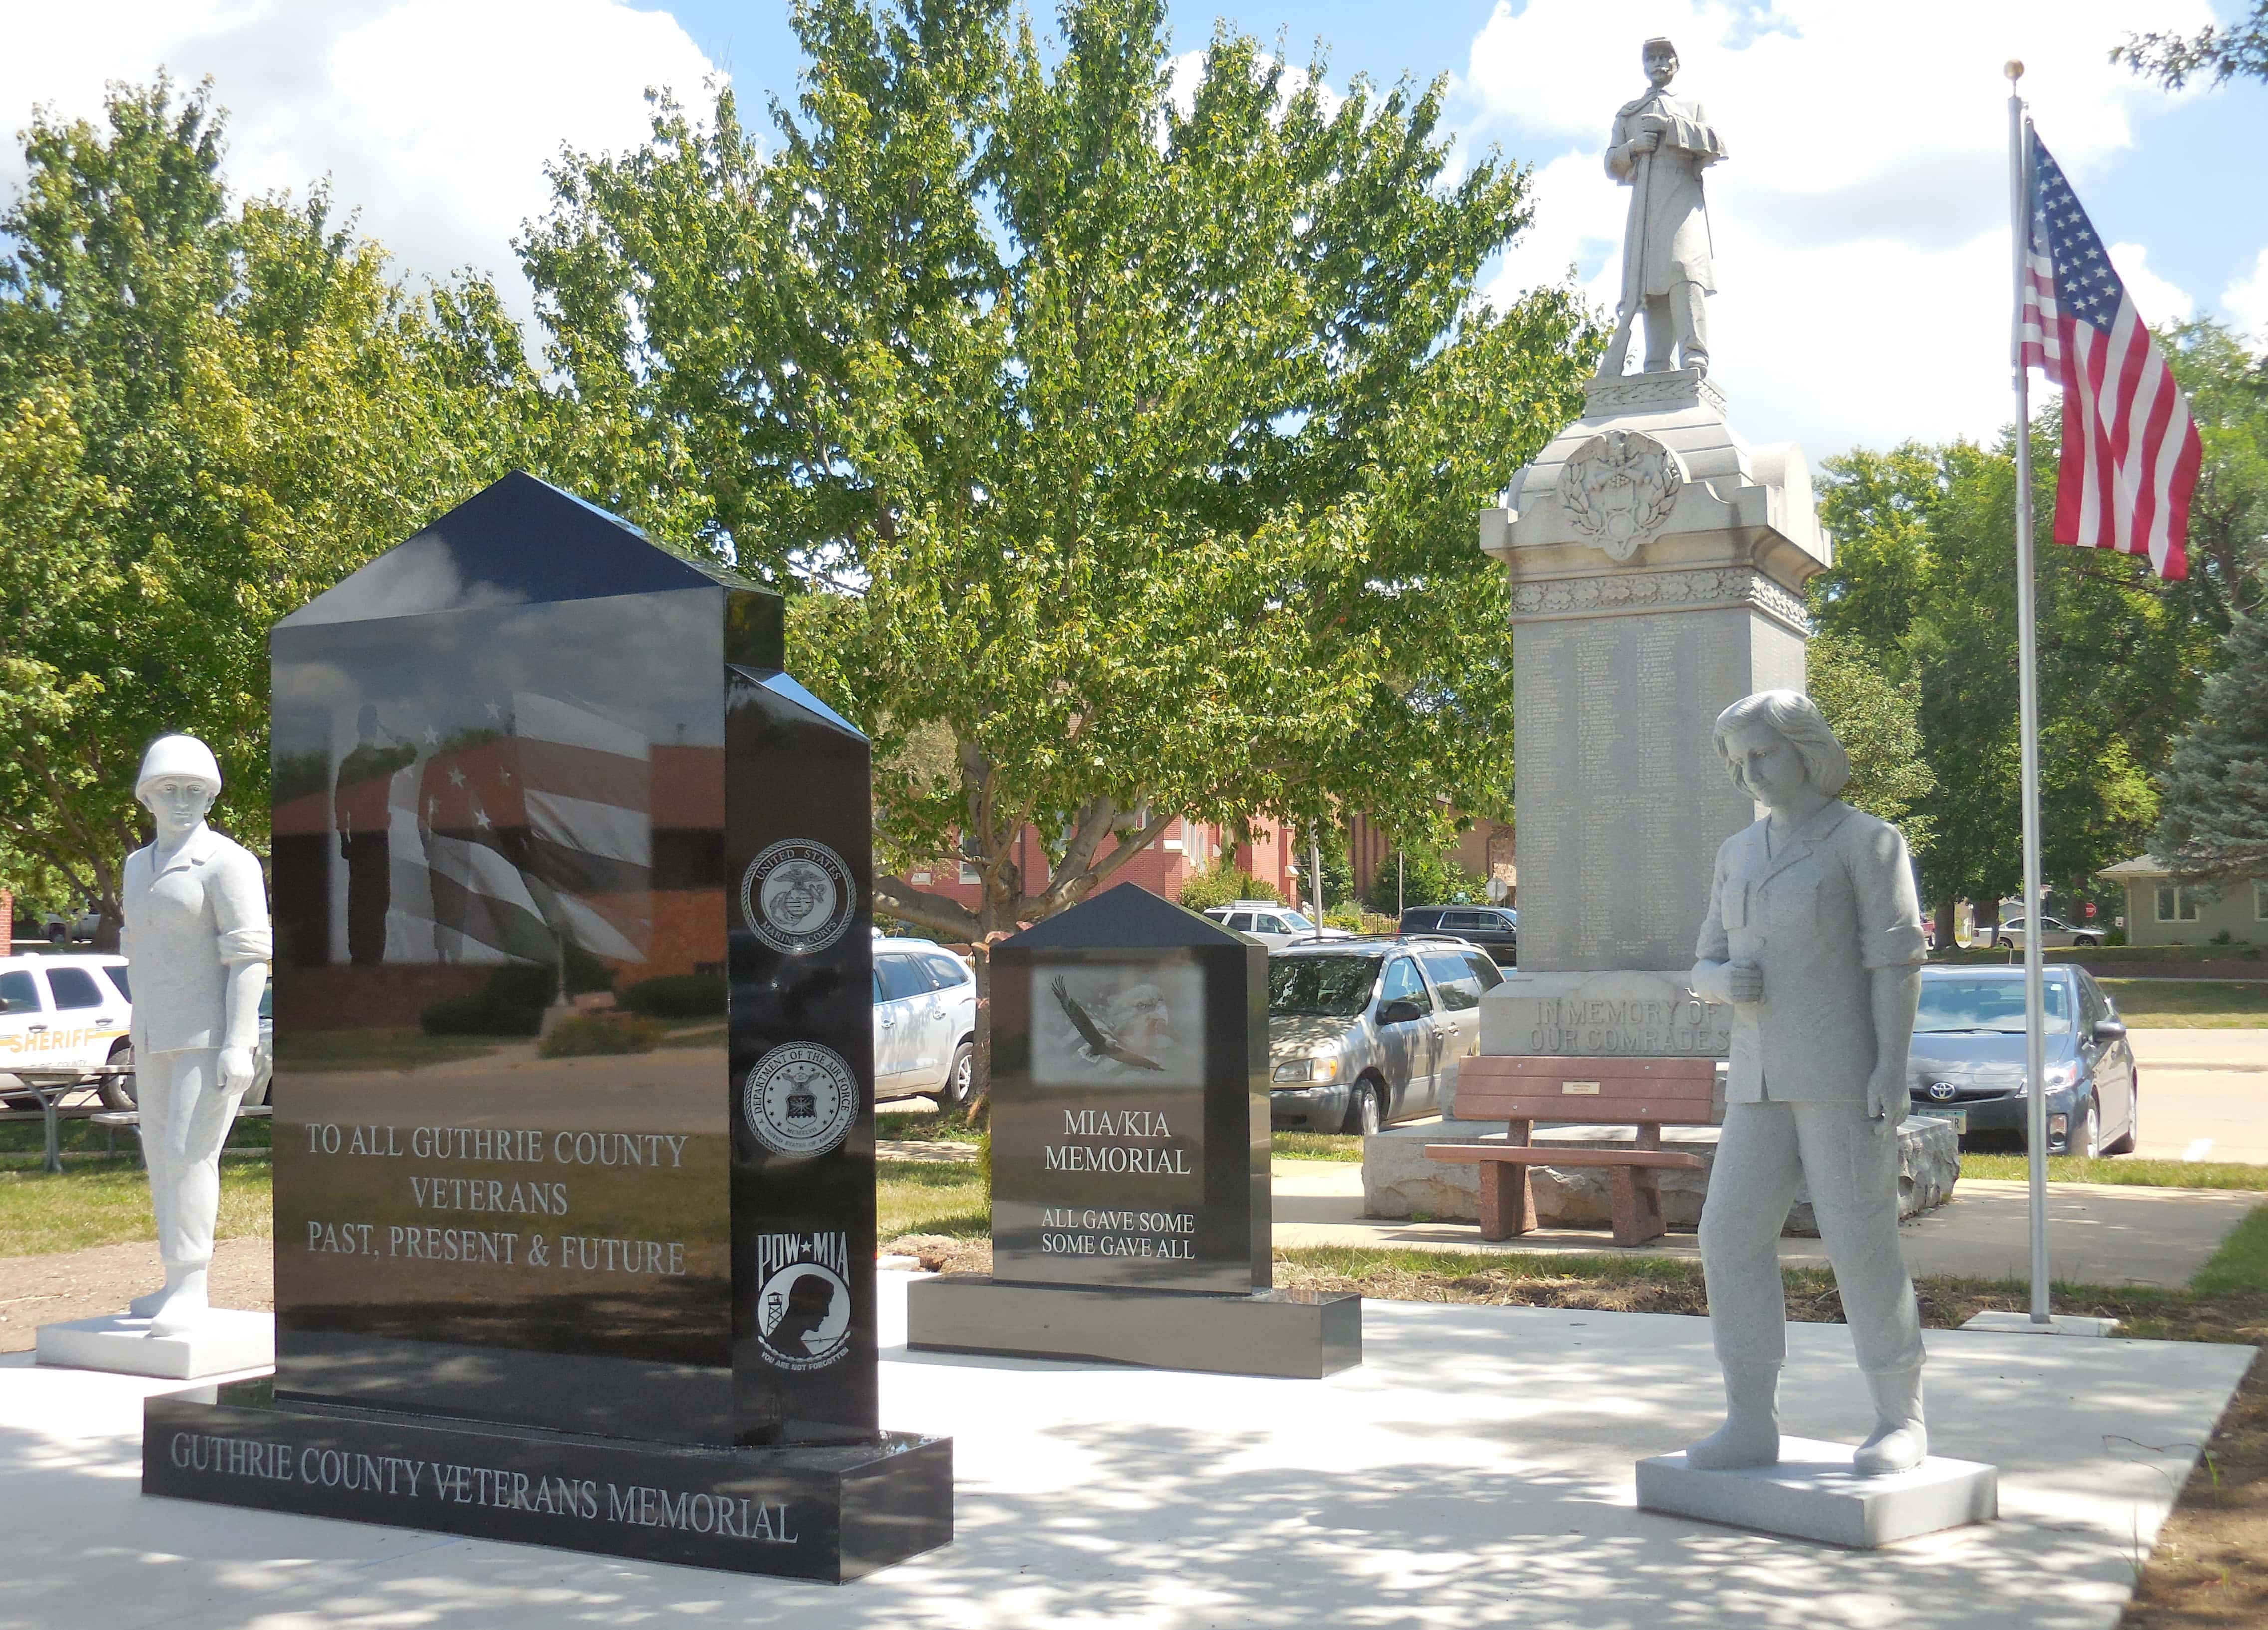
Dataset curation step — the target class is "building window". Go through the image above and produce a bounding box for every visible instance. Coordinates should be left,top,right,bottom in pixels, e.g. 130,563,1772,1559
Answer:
958,862,980,885
2255,882,2268,922
2156,884,2200,923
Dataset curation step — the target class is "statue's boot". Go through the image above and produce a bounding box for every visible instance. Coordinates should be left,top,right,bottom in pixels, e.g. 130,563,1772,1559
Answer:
128,1282,169,1318
1852,1365,1927,1476
145,1263,210,1339
1683,1364,1781,1469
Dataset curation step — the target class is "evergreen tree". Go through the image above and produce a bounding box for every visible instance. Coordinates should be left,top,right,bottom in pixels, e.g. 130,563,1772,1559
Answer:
2157,612,2268,885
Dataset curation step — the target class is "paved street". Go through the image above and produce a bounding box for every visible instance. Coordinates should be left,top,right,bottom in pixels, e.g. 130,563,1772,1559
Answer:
2128,1028,2268,1163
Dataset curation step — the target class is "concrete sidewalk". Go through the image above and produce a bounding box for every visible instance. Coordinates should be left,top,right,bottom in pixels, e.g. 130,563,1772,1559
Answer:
1272,1160,2260,1286
0,1270,2248,1630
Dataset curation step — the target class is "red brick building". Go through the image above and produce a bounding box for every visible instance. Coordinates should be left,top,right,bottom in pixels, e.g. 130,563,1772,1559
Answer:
901,815,1301,918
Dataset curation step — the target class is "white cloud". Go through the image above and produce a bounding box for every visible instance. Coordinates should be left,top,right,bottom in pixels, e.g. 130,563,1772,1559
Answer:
1461,0,2215,455
2225,247,2268,343
0,0,721,337
2107,242,2194,329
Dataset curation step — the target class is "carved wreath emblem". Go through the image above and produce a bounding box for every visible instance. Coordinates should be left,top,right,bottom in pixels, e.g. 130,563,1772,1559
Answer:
1556,429,1684,561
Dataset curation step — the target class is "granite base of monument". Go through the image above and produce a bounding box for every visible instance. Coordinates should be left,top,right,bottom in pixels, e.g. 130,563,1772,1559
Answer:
907,1277,1360,1379
1637,1437,1997,1547
145,1378,951,1583
39,1310,274,1380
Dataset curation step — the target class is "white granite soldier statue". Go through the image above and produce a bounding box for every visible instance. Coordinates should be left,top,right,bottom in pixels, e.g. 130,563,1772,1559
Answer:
122,735,271,1337
1600,36,1726,379
1685,692,1931,1476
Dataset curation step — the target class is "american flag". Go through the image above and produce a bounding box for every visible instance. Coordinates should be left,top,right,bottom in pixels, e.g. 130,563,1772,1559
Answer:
2018,131,2201,580
408,694,652,966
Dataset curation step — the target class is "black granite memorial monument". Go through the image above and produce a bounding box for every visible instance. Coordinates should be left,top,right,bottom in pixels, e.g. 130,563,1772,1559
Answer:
141,473,951,1582
906,885,1359,1376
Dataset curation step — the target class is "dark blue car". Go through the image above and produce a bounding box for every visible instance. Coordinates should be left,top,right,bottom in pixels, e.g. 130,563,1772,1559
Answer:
1907,965,2140,1158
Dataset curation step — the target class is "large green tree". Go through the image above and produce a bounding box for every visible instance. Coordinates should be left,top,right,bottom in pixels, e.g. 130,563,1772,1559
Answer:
2117,3,2268,88
523,0,1591,951
0,78,535,931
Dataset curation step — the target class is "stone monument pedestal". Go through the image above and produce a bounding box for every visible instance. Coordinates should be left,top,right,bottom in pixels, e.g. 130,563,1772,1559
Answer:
1637,1438,1998,1547
907,1279,1360,1379
38,1310,273,1380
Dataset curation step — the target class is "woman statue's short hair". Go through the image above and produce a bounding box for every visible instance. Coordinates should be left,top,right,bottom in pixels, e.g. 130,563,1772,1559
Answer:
1711,690,1852,797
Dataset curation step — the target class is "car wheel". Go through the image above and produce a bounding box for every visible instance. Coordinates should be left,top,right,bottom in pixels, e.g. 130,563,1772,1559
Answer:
937,1042,975,1109
2103,1086,2137,1155
2073,1097,2100,1160
1342,1080,1385,1137
98,1040,137,1111
46,924,66,946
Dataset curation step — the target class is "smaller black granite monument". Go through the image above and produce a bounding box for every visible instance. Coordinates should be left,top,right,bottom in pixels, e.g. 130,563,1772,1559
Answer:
907,885,1359,1377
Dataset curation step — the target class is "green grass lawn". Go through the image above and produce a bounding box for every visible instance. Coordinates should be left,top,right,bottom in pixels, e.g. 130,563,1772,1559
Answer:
1272,1131,1364,1162
2101,979,2268,1027
0,1151,271,1257
877,1160,988,1239
875,1108,984,1144
270,1028,505,1072
1958,1152,2268,1189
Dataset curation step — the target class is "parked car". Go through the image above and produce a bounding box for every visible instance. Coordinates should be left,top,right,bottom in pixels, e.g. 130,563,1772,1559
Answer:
1201,901,1351,951
1396,905,1516,963
1906,964,2137,1158
1988,915,2104,950
873,937,979,1106
1266,937,1503,1135
0,952,133,1109
38,901,103,947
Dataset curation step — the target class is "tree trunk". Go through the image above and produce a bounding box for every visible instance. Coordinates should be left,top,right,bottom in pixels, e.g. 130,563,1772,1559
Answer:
1935,890,1959,954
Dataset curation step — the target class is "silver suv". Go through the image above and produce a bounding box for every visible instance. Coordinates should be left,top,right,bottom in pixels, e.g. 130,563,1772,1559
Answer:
1267,937,1503,1135
1201,900,1350,951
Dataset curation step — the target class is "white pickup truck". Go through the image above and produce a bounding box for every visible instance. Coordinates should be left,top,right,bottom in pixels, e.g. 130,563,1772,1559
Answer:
0,953,134,1109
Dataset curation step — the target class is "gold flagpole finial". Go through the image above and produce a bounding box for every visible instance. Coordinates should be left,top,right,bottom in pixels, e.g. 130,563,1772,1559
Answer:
2005,59,2025,83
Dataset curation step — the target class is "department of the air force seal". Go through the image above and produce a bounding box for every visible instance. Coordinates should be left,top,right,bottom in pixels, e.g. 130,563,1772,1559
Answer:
740,838,855,954
742,1043,859,1158
754,1248,852,1372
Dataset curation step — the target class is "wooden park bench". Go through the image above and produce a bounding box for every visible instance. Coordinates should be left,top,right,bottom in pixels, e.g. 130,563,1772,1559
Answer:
1426,1056,1717,1247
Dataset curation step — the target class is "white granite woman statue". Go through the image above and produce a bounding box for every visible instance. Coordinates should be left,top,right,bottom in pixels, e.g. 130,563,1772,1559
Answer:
1685,691,1931,1475
122,735,271,1337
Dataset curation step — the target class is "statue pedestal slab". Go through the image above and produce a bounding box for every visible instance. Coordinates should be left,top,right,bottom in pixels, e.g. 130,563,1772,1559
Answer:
1636,1437,1997,1547
1962,1310,2123,1338
907,1278,1361,1379
38,1310,274,1380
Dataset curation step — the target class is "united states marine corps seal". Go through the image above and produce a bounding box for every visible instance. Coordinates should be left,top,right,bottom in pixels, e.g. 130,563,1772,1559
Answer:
742,1042,859,1158
741,838,854,954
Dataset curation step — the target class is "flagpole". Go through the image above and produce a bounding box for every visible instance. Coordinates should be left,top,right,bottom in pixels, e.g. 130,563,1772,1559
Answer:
2006,60,2052,1326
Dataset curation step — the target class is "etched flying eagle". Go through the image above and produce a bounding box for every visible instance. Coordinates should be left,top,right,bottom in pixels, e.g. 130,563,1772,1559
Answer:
1050,976,1165,1072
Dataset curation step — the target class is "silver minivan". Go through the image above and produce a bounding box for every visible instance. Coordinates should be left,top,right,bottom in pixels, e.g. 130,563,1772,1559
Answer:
1266,938,1502,1135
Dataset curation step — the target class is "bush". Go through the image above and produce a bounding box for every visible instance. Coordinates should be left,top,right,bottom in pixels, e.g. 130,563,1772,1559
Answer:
1179,868,1280,913
537,1013,663,1058
420,962,558,1036
620,972,727,1018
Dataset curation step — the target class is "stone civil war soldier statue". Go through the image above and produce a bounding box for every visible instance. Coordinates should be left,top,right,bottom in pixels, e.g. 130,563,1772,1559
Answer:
122,734,272,1337
1601,36,1726,379
1685,692,1932,1476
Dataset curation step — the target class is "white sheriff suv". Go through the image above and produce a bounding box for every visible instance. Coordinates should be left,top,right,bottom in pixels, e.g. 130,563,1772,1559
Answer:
0,952,134,1109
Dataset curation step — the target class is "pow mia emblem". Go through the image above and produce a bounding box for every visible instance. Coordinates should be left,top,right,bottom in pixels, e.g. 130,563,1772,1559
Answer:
743,1042,859,1159
741,839,854,954
756,1260,852,1371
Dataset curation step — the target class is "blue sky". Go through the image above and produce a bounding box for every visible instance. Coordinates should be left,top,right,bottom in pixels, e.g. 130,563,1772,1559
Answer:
10,1,2264,456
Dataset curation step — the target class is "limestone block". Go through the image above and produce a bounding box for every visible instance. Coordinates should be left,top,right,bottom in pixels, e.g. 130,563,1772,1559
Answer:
37,1309,273,1379
1637,1437,1997,1547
